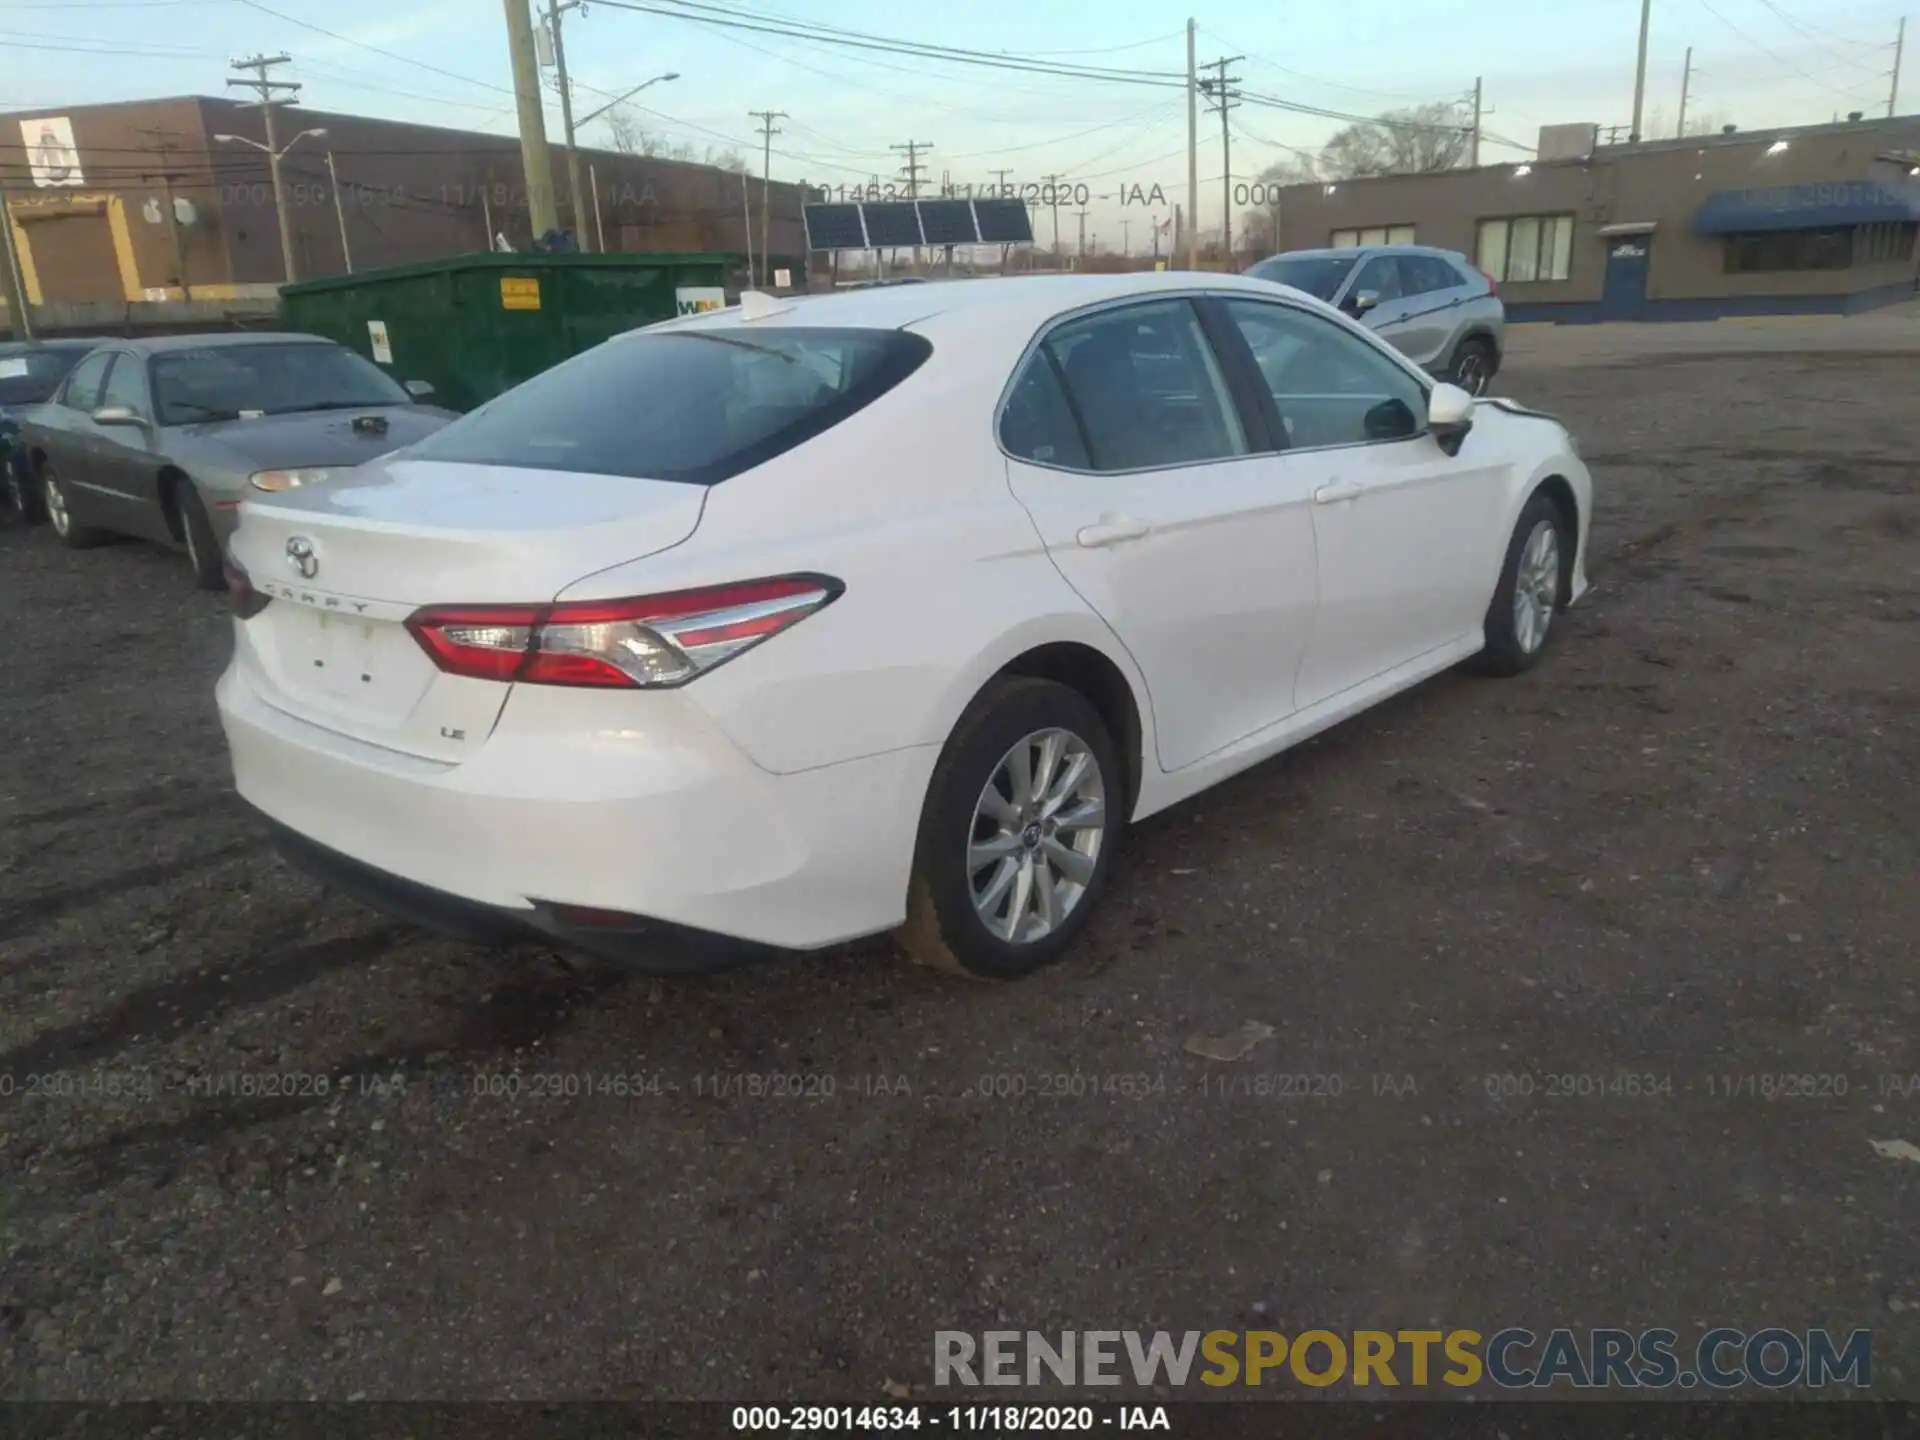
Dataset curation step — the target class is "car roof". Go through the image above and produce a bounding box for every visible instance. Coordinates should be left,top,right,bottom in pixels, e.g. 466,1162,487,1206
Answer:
1263,245,1465,262
0,337,101,353
639,271,1348,338
105,331,343,355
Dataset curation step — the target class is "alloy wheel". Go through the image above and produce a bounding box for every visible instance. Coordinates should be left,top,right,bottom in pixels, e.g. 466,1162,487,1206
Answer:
1512,519,1561,654
967,727,1106,945
43,472,68,537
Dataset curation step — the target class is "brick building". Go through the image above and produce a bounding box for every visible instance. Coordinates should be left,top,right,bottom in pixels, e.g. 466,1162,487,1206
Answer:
1264,114,1920,320
2,97,808,304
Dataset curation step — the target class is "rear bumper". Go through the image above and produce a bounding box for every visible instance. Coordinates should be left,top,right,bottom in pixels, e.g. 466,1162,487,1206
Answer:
217,657,939,956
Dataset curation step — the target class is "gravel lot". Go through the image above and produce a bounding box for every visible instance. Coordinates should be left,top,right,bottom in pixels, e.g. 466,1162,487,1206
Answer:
2,318,1916,1401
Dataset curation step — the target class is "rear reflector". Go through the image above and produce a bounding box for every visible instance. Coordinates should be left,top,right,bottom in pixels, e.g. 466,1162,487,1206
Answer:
225,555,272,619
406,574,842,689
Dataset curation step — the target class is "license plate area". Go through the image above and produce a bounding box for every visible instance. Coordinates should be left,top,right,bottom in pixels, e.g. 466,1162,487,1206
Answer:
273,607,435,723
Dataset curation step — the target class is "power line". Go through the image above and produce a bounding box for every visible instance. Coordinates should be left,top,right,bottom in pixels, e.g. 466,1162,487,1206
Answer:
1690,0,1885,97
589,0,1187,87
231,0,515,96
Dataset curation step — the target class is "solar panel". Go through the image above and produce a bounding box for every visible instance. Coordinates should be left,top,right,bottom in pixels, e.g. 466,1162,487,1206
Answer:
973,198,1034,244
916,199,979,245
803,203,867,251
861,201,924,248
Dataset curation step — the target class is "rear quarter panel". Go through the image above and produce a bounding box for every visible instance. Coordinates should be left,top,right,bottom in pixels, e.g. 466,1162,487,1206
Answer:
551,326,1156,778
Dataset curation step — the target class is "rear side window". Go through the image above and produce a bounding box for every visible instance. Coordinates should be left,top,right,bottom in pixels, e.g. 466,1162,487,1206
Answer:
409,327,933,484
1000,351,1089,469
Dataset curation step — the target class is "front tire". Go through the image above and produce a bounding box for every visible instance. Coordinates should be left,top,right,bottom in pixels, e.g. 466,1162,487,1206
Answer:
896,677,1122,980
1449,336,1496,396
1471,490,1569,677
175,479,225,590
42,462,106,549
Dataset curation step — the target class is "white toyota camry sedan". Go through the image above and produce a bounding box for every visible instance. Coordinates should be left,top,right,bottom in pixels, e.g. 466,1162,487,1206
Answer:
216,272,1591,980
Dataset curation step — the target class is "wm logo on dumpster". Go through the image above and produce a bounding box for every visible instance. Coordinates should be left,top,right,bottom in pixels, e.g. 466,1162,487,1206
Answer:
675,287,728,316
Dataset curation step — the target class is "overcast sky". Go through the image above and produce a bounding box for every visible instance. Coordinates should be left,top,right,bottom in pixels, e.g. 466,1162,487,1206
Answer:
1,0,1909,249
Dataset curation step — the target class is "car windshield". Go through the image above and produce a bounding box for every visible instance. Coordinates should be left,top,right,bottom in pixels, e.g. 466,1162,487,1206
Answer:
150,343,412,424
1248,254,1360,301
0,346,91,407
407,326,933,485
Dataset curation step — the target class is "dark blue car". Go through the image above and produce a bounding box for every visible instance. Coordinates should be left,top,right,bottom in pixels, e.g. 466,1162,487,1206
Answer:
1,338,99,520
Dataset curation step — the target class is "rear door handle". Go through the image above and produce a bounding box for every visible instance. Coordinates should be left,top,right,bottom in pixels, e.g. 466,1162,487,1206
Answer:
1313,479,1362,504
1076,516,1152,548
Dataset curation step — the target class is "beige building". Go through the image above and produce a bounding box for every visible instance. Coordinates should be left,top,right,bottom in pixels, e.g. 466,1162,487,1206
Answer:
1268,115,1920,321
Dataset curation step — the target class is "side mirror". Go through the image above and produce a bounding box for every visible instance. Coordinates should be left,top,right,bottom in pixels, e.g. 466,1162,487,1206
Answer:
1348,290,1382,317
404,379,436,398
1427,382,1475,456
91,405,145,428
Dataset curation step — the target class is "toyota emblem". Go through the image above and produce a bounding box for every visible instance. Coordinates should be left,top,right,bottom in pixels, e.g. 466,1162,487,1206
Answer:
285,536,318,579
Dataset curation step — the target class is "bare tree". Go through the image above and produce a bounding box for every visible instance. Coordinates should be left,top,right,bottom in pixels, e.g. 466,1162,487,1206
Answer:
1241,154,1316,254
1318,102,1471,179
604,108,642,155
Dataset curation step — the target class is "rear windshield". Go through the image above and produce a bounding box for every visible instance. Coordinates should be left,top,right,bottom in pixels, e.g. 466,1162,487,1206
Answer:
151,342,412,424
0,346,91,407
406,326,933,485
1246,255,1359,302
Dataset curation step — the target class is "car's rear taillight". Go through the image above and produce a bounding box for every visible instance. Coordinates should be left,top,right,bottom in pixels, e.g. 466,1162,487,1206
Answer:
1479,267,1500,297
405,574,842,689
225,555,271,619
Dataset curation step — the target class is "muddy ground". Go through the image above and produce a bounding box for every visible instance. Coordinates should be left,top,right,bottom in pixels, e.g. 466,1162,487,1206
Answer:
1,322,1916,1400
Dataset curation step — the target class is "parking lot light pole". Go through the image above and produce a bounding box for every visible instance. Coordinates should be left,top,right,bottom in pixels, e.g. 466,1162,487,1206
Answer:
214,127,329,283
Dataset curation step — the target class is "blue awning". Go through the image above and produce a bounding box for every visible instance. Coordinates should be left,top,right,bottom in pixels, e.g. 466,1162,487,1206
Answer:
1693,179,1920,234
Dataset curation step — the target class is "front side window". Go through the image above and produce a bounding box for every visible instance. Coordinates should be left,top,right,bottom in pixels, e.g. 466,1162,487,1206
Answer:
151,343,412,424
1478,214,1575,283
409,327,932,484
1223,299,1428,451
98,353,150,416
1352,256,1404,303
1040,299,1247,473
61,351,113,412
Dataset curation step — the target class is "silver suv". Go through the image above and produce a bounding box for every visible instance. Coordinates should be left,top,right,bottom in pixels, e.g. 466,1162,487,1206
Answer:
1245,245,1504,395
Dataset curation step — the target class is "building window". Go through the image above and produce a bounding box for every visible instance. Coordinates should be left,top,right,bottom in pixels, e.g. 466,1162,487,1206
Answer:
1853,220,1918,265
1330,225,1415,248
1477,214,1574,282
1722,228,1854,272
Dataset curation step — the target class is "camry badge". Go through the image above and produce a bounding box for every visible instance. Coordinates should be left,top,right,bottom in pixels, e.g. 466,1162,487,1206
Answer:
285,535,318,579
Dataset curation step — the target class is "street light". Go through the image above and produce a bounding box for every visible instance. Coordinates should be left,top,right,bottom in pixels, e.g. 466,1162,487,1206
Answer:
215,127,329,282
575,73,679,131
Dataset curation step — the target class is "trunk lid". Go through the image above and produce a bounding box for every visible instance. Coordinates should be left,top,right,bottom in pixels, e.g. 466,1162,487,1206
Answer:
231,457,707,761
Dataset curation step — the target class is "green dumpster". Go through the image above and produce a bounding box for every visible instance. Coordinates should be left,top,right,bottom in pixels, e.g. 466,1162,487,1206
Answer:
279,251,741,413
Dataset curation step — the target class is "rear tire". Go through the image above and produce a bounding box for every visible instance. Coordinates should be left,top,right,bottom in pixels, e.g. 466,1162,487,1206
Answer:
895,677,1122,981
1470,490,1570,677
1449,336,1496,396
175,479,225,590
42,462,107,549
4,452,40,523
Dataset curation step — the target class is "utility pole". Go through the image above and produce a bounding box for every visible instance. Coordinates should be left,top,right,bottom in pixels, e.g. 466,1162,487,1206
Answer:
1892,16,1906,118
1628,0,1654,142
891,138,931,272
135,126,193,299
0,182,31,340
1039,171,1065,267
326,151,353,273
1470,77,1484,166
1120,217,1131,257
753,111,790,287
547,0,589,249
501,0,558,240
1677,47,1694,137
1074,207,1088,262
988,166,1013,199
1185,18,1199,270
227,54,303,282
1200,56,1243,269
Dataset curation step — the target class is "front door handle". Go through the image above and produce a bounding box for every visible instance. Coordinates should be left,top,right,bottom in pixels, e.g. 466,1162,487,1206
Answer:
1076,515,1152,548
1313,479,1362,504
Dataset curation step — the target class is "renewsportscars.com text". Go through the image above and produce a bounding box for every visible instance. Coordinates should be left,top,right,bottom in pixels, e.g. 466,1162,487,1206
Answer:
933,1328,1871,1390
